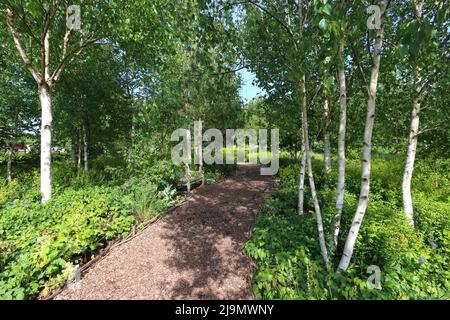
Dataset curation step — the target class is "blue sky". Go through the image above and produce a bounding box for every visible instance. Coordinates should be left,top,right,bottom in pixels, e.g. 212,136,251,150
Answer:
238,68,263,103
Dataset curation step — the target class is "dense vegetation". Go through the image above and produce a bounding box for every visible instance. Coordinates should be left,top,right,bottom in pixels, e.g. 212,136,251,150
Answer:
0,0,449,300
246,154,449,299
0,152,236,299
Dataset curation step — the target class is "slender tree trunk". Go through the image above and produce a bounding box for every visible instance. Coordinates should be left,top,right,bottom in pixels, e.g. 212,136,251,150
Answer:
77,135,82,169
83,128,89,172
297,0,307,216
6,7,91,201
185,163,191,193
39,83,52,202
195,120,204,185
323,97,331,174
301,75,329,266
402,1,423,227
331,38,348,251
402,90,420,226
6,146,13,183
185,127,191,193
298,142,306,215
39,27,53,202
338,2,386,271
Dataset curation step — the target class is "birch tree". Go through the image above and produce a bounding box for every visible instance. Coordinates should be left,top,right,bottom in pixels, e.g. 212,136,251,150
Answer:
2,0,185,200
299,0,329,265
240,0,330,265
331,38,348,251
322,96,331,174
338,0,388,271
301,76,329,266
297,142,306,215
1,1,103,201
401,0,426,226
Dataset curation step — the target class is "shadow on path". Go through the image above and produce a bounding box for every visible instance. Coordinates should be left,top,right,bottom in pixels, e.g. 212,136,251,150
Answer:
56,164,276,300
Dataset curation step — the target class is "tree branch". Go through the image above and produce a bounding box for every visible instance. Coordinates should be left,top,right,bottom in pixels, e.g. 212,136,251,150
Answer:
246,0,298,51
5,11,40,83
4,0,41,45
347,34,368,88
50,37,101,84
415,122,446,137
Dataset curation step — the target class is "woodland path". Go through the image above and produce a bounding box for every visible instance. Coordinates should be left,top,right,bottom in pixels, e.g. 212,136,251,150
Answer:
55,164,276,300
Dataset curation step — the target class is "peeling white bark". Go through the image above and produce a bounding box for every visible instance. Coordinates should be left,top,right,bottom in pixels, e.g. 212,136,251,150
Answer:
6,5,93,202
186,128,191,193
39,84,52,202
298,142,306,215
402,92,420,226
402,1,424,227
338,1,386,271
332,39,348,251
185,163,191,193
301,76,329,266
323,98,331,174
83,129,89,171
77,135,82,169
195,120,204,185
6,147,13,183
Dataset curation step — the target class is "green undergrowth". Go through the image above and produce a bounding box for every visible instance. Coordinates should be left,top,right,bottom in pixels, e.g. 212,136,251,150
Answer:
246,155,450,299
0,155,235,299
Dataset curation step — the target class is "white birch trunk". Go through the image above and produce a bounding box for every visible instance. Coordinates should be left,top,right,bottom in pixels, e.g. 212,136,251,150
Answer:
323,98,331,174
298,142,306,215
402,93,420,226
77,135,82,169
402,1,423,227
39,84,52,202
301,75,329,266
296,0,307,216
186,128,191,193
195,120,204,185
185,163,191,193
338,2,386,271
7,7,91,202
331,39,348,251
83,129,89,172
6,147,13,183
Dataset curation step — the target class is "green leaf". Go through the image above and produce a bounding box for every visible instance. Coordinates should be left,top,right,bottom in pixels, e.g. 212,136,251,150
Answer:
319,18,328,31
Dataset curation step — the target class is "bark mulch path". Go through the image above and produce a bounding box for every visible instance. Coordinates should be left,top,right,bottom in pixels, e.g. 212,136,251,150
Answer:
55,164,277,300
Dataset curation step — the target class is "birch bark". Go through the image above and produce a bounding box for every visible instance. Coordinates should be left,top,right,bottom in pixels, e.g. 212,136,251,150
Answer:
298,142,306,215
6,146,13,183
331,38,348,251
402,1,424,227
402,82,421,226
301,76,329,266
338,1,387,271
323,98,331,174
39,84,52,202
83,128,89,171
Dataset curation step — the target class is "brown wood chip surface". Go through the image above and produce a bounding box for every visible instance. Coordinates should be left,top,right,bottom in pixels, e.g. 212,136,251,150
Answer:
55,164,276,300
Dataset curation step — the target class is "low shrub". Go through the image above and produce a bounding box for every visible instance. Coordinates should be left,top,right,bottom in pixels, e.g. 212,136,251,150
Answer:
123,179,177,222
0,186,136,299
